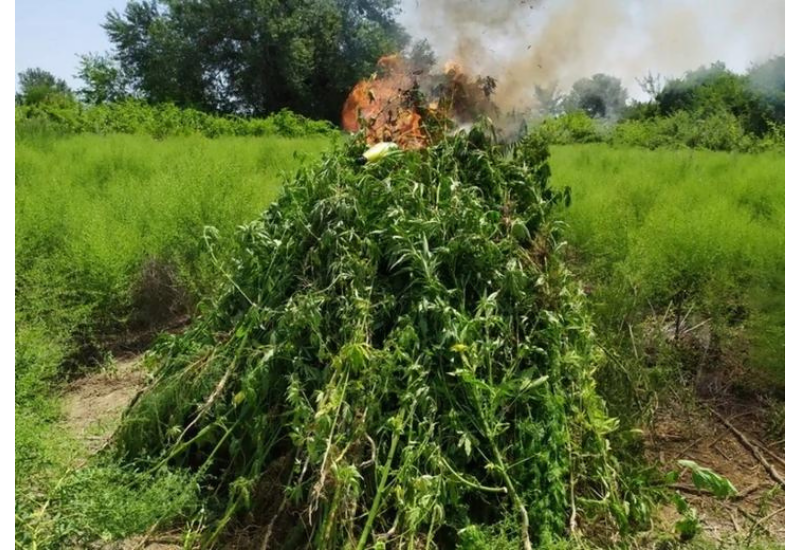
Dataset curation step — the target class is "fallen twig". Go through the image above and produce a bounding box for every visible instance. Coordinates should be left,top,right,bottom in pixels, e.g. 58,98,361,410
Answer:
728,509,740,534
746,506,784,546
671,482,760,501
752,438,785,467
708,408,784,488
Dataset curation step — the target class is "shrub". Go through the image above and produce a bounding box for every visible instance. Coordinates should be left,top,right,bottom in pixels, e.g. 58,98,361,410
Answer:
15,101,337,140
610,111,781,153
532,111,606,145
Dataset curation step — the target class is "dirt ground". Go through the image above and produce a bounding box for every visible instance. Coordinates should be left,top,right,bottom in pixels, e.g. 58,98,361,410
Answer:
61,354,148,454
60,355,784,549
646,394,785,547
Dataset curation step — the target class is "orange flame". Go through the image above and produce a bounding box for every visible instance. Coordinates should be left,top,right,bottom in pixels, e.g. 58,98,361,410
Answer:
342,55,500,149
341,55,427,149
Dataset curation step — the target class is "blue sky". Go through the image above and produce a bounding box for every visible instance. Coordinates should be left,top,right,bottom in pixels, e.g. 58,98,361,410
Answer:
15,0,128,89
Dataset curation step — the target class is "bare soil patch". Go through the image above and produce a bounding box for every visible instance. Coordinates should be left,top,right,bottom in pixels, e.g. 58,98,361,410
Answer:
647,395,785,545
61,355,148,454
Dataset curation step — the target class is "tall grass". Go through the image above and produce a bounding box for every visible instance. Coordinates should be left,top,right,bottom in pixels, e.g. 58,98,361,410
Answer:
549,144,784,388
16,133,332,338
15,132,332,548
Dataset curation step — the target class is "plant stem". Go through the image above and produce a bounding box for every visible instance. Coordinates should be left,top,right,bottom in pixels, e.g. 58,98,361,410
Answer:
356,410,404,550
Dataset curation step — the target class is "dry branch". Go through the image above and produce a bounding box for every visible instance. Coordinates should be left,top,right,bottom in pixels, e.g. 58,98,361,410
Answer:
709,408,784,488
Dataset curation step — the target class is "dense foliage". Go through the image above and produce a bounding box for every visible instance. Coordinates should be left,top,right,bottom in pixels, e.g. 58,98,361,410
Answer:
563,74,628,120
15,67,74,106
533,105,784,153
15,132,331,548
650,59,785,136
15,100,336,139
99,0,409,120
115,127,639,548
533,58,785,152
551,145,785,391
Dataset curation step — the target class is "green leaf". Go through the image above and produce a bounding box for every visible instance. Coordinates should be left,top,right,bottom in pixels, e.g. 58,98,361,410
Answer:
678,459,738,498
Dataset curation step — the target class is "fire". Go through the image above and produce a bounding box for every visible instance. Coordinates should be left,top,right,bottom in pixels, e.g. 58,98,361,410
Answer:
341,55,427,149
341,55,500,149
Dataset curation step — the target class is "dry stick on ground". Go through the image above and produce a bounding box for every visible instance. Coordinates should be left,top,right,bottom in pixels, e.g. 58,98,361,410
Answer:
753,439,786,467
261,493,290,550
708,408,785,489
728,510,741,534
132,520,163,550
676,435,706,457
671,482,761,500
713,441,733,462
745,506,785,546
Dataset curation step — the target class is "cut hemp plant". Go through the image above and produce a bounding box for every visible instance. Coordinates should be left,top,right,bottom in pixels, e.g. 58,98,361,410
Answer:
115,124,639,548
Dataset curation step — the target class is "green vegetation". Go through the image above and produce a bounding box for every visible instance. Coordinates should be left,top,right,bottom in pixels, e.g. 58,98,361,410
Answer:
535,57,785,153
16,100,336,140
550,144,785,390
114,126,641,549
15,67,74,106
14,99,784,547
89,0,411,120
15,129,331,548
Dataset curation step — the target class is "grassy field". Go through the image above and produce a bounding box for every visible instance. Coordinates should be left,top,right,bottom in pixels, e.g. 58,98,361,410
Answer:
16,133,332,548
550,144,785,390
16,132,332,314
15,133,784,548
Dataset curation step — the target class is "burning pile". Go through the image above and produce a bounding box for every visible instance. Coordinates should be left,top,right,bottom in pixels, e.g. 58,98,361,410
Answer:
113,124,638,548
342,55,500,148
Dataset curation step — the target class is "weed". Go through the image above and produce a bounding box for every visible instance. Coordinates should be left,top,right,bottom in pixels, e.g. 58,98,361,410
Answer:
115,126,641,548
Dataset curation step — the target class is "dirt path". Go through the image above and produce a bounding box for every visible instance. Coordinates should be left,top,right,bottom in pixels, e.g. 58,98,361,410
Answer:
60,356,186,549
61,355,148,455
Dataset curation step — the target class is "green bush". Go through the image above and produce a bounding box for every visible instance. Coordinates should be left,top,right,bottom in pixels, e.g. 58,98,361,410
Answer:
15,101,337,140
532,111,606,144
534,109,783,153
611,111,760,152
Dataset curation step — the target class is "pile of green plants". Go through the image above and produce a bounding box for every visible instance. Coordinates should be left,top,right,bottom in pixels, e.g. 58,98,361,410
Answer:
114,125,647,548
15,100,336,140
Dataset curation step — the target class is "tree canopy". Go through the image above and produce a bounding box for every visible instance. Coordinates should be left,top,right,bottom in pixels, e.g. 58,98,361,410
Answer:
564,74,628,119
652,57,784,135
16,68,74,106
101,0,409,121
76,53,131,105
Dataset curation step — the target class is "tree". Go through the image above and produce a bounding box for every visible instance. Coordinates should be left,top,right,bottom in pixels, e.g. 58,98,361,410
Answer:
103,1,211,110
564,74,628,119
407,39,436,73
16,68,74,106
533,83,563,116
636,71,663,100
76,53,131,105
655,61,735,116
746,56,784,128
102,0,409,121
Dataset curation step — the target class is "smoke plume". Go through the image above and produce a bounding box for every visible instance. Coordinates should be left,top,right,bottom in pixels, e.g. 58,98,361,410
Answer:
398,0,785,110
